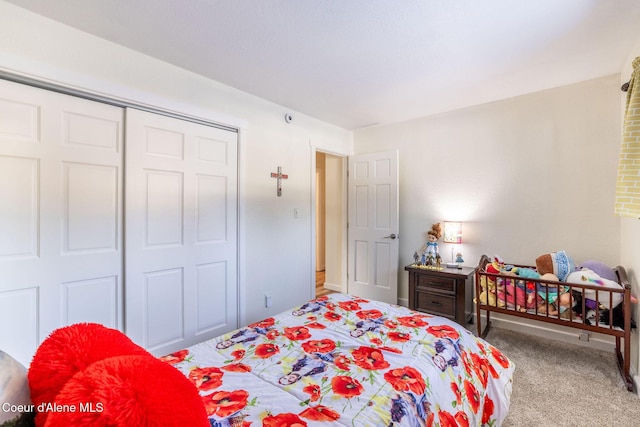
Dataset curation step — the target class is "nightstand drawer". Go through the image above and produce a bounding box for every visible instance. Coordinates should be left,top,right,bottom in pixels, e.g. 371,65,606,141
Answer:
416,274,455,293
416,291,455,317
405,265,475,326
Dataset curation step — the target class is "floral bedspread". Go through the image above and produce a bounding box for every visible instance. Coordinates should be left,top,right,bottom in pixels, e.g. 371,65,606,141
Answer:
162,293,514,426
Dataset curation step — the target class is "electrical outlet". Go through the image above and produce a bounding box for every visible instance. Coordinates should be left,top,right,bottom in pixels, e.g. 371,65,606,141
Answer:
579,331,590,341
265,294,272,308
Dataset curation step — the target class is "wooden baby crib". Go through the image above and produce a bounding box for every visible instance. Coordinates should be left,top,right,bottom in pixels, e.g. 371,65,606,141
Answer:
475,254,635,392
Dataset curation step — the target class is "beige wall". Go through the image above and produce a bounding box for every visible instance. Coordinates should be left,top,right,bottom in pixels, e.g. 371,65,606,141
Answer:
355,75,622,293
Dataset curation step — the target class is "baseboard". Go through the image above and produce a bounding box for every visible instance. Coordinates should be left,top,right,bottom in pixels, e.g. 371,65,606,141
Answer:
397,297,408,307
323,282,342,292
477,313,618,353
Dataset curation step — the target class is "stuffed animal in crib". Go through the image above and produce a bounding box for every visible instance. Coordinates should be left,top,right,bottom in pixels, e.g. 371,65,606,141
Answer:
538,289,574,316
503,281,541,312
486,256,505,275
476,257,507,308
566,269,624,310
578,260,638,303
493,267,522,309
508,267,541,308
476,274,505,308
513,267,540,281
535,250,576,281
535,273,574,316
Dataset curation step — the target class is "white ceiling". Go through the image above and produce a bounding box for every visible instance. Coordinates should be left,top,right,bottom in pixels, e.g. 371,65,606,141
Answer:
6,0,640,130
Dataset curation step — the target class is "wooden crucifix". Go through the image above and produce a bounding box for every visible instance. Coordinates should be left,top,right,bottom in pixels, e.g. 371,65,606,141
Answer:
270,166,288,197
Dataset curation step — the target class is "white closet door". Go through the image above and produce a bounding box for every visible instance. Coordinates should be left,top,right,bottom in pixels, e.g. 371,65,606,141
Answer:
125,108,238,356
0,79,123,366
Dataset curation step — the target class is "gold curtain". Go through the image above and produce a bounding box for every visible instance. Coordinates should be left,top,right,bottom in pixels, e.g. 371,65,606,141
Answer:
615,56,640,217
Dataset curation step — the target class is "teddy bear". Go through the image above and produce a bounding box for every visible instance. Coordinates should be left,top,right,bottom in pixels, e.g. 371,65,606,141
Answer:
475,257,506,308
476,274,501,307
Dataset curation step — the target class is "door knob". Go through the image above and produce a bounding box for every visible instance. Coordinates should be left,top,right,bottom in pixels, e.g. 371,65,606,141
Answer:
383,233,397,239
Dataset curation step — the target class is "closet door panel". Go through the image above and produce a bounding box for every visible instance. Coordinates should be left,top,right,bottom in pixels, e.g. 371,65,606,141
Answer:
62,162,119,253
0,79,123,366
125,108,238,356
0,155,38,259
62,275,118,325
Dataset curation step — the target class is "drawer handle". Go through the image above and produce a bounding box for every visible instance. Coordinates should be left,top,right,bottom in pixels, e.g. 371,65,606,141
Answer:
431,301,442,306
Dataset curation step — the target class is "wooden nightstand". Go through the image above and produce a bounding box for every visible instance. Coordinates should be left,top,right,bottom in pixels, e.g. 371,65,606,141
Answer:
405,264,475,326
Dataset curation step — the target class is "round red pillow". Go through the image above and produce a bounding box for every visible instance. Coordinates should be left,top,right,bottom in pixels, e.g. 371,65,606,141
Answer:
43,355,209,427
28,323,149,415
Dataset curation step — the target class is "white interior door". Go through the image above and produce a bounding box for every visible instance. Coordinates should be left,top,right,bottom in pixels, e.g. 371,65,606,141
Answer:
347,150,399,304
125,108,238,356
0,79,123,366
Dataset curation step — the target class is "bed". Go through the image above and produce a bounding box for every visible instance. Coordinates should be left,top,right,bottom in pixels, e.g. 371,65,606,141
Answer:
475,254,635,392
25,294,514,426
162,292,515,426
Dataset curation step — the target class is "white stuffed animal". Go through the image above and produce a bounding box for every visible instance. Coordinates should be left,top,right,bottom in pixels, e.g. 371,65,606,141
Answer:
566,269,623,309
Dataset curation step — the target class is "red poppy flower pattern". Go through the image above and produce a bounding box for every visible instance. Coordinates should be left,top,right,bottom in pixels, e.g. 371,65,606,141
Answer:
248,317,275,329
334,354,351,371
396,314,429,328
338,300,361,311
301,338,336,353
188,366,223,391
331,375,364,398
490,344,511,369
356,309,384,319
304,321,326,329
351,346,390,370
302,384,321,402
221,363,252,373
387,331,411,342
384,366,426,395
254,343,280,358
159,349,189,365
167,293,514,426
202,389,249,418
299,405,341,421
323,311,342,322
284,326,311,341
230,349,245,360
263,412,307,427
426,324,460,340
265,329,280,340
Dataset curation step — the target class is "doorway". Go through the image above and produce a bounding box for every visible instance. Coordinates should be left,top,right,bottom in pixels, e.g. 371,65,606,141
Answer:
314,151,346,297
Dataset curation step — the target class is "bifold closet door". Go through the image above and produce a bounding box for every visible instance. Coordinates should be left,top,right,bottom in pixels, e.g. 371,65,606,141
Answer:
125,108,238,356
0,79,124,366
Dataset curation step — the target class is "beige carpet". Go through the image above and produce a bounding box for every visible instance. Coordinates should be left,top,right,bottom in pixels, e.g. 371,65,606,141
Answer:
483,327,639,426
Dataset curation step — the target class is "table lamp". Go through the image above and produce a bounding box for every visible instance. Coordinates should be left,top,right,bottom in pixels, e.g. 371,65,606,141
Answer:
443,221,462,268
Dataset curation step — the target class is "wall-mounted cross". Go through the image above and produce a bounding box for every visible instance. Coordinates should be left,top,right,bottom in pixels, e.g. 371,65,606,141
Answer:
270,166,288,197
